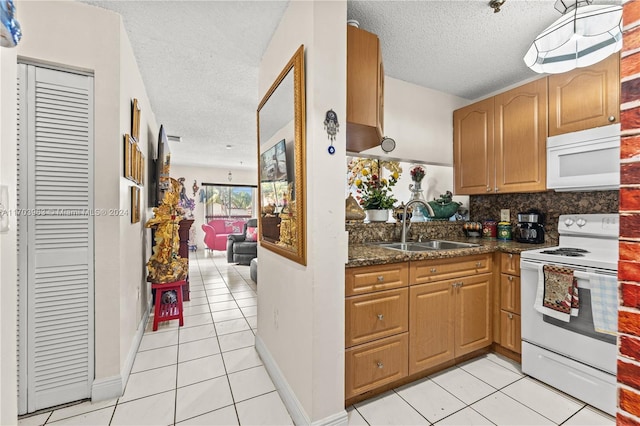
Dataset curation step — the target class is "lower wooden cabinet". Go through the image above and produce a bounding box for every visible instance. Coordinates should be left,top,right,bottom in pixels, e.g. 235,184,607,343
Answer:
410,273,492,374
345,333,408,399
495,253,522,356
500,310,521,353
346,288,408,348
345,254,494,401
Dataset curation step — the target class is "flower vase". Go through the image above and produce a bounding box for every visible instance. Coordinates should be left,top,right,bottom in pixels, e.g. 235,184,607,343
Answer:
409,180,426,222
365,209,389,223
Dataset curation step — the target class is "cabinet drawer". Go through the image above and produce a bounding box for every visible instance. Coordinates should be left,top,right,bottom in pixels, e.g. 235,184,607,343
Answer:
410,254,492,284
346,288,408,348
500,311,522,354
500,252,520,276
500,274,521,314
345,333,408,399
346,263,409,296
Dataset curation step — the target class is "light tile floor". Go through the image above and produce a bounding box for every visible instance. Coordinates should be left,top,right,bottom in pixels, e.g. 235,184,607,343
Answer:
19,250,617,426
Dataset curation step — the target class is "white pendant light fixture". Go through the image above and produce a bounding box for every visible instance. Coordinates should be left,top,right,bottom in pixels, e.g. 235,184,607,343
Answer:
524,0,622,74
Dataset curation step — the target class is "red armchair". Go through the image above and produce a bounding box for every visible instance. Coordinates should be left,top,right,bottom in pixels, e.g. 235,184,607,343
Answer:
202,219,246,251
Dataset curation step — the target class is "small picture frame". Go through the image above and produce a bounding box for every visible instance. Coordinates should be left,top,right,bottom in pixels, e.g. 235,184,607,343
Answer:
124,134,134,180
131,186,140,223
132,98,141,141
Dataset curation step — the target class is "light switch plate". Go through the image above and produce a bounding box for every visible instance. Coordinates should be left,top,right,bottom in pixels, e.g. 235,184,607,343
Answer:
500,209,510,222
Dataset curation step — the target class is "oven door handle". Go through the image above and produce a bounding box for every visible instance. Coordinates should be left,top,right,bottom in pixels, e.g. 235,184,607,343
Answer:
520,260,617,290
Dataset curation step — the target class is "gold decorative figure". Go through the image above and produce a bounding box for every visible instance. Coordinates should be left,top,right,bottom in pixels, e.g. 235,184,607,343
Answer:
145,177,188,283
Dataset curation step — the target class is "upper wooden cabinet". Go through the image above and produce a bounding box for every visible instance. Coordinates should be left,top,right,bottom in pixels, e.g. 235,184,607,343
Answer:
454,79,547,195
347,25,384,152
548,53,620,136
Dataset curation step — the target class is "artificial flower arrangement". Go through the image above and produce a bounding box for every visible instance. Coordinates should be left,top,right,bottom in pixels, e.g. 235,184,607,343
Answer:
348,158,402,210
410,165,425,182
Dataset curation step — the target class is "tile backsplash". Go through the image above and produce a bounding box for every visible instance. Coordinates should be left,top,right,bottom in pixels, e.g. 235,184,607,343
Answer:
469,190,619,242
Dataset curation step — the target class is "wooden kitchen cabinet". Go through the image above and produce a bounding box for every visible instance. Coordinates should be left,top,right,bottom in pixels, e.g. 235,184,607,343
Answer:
345,262,409,297
453,97,494,195
345,333,408,399
497,253,522,356
454,79,547,195
548,53,620,136
409,256,492,374
345,263,408,399
347,25,384,153
346,254,494,400
346,288,408,348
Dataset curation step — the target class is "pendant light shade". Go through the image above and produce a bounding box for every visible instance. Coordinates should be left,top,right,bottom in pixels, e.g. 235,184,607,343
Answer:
524,4,622,74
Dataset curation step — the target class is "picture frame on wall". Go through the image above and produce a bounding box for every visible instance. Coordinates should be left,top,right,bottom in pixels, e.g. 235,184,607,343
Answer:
131,186,140,223
124,134,133,180
132,98,141,141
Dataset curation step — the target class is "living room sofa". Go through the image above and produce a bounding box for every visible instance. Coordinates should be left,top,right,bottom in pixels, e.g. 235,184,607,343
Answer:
202,219,246,252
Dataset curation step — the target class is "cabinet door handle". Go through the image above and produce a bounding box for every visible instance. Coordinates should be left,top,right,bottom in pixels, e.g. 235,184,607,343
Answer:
486,187,491,192
377,275,384,282
430,268,437,273
508,276,513,281
508,253,513,259
609,115,616,122
476,262,482,268
495,187,499,192
376,361,384,369
508,313,513,319
377,314,384,321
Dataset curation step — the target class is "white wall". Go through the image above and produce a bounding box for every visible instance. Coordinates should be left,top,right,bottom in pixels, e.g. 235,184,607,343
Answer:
118,23,159,378
257,1,348,424
0,2,159,416
362,77,468,166
170,164,257,248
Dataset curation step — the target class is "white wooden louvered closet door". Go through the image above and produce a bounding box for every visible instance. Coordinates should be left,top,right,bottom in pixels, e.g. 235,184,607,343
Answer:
17,64,95,413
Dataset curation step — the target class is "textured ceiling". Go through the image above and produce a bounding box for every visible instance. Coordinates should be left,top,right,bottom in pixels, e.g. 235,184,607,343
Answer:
81,0,619,169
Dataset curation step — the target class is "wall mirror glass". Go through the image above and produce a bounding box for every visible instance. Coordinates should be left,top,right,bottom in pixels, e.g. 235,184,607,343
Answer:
257,45,306,265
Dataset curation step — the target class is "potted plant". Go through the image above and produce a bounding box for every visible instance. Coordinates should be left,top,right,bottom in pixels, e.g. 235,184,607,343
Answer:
349,159,401,222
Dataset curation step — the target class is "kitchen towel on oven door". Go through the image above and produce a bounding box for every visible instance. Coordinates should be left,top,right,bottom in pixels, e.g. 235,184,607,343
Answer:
534,264,579,322
589,274,618,335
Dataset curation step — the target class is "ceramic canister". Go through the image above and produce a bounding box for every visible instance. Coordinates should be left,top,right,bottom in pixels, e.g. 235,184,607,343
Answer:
482,220,497,238
497,221,512,240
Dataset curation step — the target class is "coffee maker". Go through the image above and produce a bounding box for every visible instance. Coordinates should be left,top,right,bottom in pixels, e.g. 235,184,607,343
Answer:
514,209,545,244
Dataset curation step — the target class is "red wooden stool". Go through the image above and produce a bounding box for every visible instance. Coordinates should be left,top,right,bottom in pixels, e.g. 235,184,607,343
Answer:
151,280,186,331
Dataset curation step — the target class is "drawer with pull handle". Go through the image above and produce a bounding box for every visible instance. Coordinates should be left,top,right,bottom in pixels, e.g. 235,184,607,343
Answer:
346,288,408,347
345,333,408,399
409,254,492,284
346,262,409,296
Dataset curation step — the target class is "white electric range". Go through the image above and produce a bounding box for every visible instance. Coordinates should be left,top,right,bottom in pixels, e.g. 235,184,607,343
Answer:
519,213,619,416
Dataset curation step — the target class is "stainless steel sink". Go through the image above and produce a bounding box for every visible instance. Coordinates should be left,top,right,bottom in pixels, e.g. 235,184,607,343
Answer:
375,240,479,252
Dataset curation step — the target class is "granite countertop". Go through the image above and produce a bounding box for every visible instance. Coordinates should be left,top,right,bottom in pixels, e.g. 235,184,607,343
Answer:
347,237,556,268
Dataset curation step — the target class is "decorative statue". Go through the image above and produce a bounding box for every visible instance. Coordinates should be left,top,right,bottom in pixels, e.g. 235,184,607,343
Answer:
145,177,188,283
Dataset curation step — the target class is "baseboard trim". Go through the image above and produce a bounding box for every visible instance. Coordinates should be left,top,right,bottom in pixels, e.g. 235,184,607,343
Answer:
91,304,149,402
255,335,347,426
91,376,122,402
120,306,150,392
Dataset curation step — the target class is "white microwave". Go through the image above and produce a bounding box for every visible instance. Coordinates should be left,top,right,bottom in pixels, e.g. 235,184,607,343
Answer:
547,124,620,192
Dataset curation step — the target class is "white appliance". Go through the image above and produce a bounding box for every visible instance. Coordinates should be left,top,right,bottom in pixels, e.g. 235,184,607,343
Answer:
520,213,618,416
547,124,620,191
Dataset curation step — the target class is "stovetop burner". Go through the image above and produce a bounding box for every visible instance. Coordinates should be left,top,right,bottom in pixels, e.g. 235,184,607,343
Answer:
539,247,590,257
555,247,589,253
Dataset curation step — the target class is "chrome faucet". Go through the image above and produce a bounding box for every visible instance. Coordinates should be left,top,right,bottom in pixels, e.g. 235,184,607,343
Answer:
400,199,433,244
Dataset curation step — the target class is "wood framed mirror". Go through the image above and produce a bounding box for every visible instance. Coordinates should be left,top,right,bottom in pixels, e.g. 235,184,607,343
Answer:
257,45,306,265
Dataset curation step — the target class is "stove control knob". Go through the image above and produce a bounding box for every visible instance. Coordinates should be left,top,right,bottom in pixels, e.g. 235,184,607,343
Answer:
577,218,587,227
564,218,574,227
